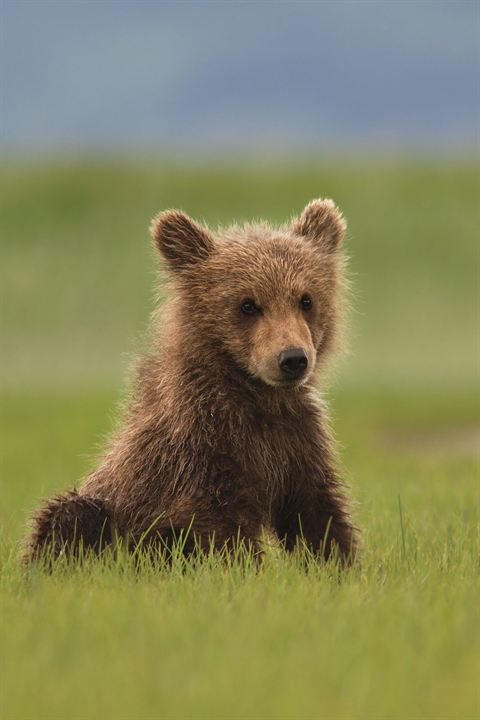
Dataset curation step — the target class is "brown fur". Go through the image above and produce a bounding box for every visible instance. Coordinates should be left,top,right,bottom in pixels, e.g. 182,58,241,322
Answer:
25,199,360,564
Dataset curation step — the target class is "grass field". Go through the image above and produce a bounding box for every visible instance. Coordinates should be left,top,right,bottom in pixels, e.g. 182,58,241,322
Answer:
1,159,478,720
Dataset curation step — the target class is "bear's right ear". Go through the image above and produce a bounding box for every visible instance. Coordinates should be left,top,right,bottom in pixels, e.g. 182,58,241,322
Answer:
150,209,214,272
292,198,346,252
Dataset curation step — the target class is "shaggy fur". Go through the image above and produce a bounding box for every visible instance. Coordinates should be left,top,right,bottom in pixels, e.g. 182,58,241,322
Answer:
25,199,359,563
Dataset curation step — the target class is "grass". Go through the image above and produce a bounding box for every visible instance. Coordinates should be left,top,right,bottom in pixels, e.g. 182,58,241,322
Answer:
1,158,479,719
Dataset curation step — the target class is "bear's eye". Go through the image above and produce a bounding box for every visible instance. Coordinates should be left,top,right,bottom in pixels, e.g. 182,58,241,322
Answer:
300,294,313,311
241,298,260,315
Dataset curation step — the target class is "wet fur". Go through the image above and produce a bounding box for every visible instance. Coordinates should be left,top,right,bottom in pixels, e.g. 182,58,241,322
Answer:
25,199,360,564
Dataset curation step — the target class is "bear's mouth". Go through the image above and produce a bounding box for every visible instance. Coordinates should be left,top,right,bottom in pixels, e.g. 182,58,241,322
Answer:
248,373,304,390
269,377,305,390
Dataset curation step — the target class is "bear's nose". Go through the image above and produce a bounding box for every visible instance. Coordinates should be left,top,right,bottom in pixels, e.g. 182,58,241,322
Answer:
277,348,308,379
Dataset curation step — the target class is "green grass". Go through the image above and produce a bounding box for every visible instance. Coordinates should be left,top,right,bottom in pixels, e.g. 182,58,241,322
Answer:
1,159,479,720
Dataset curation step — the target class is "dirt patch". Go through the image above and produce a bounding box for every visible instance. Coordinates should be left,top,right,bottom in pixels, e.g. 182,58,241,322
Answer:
379,427,480,459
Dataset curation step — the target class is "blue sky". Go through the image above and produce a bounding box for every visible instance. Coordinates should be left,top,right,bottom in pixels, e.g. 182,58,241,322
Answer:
2,1,478,152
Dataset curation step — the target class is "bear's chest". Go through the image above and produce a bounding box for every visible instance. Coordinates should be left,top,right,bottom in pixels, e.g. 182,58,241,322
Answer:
241,409,313,489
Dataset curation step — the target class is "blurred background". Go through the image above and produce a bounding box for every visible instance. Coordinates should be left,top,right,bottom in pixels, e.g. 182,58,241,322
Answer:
2,2,478,152
1,1,478,532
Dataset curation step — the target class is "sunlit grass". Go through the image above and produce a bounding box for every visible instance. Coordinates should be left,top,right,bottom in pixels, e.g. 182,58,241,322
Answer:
1,482,478,720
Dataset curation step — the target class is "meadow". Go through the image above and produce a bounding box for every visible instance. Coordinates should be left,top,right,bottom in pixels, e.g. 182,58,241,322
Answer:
1,159,478,720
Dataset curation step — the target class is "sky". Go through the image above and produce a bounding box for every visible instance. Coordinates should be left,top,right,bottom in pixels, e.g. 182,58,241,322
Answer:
2,1,479,153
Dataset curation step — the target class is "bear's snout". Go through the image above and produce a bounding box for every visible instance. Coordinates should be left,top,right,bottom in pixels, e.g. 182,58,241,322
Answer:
277,347,308,379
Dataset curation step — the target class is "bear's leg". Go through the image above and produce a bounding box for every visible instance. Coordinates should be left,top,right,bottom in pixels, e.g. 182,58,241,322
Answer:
276,486,359,564
25,490,112,562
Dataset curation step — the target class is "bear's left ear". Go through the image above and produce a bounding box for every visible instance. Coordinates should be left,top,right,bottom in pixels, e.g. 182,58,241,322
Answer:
150,209,214,272
292,198,346,252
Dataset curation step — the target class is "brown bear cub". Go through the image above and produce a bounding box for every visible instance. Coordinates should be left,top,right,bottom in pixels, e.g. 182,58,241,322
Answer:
25,199,359,564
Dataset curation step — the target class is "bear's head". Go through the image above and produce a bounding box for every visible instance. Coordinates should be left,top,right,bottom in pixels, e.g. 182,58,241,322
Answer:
150,199,347,389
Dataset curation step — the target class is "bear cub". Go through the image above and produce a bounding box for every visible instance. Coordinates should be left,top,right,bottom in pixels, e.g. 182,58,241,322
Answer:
26,199,359,563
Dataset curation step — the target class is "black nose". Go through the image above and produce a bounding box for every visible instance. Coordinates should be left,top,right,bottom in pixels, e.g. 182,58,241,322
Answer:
277,348,308,379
